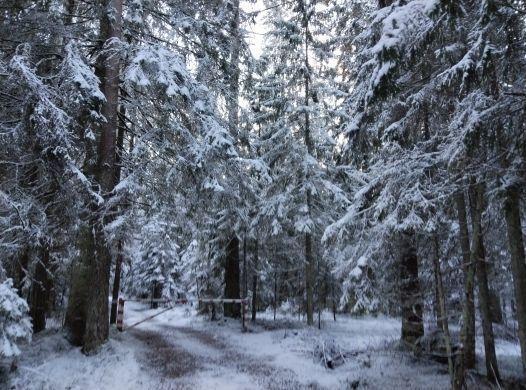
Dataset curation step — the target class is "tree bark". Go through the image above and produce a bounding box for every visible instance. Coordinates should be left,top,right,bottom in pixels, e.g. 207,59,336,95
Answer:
455,191,476,370
224,236,241,318
64,0,122,353
469,183,500,383
64,225,95,346
503,185,526,374
399,231,424,347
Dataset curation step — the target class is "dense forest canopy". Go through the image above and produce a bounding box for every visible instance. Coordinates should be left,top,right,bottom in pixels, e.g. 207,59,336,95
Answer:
1,0,525,388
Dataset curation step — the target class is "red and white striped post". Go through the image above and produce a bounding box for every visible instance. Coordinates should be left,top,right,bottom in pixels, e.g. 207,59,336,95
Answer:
116,298,125,332
241,298,248,332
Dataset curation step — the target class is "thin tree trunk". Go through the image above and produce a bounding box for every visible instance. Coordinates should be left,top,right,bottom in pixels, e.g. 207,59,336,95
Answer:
433,266,444,330
317,256,321,330
305,231,314,325
227,0,240,142
243,233,247,298
331,277,337,321
469,183,500,383
399,230,424,347
273,269,277,321
109,240,123,324
455,191,476,370
300,0,315,326
251,239,258,322
503,185,526,374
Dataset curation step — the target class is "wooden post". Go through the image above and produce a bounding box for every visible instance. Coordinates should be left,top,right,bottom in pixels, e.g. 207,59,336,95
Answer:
242,299,246,331
116,298,124,332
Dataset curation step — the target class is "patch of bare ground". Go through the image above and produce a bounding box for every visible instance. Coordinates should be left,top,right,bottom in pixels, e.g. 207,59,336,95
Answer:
130,328,200,379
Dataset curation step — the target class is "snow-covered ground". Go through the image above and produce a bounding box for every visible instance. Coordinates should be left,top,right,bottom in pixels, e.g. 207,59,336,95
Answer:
9,302,523,389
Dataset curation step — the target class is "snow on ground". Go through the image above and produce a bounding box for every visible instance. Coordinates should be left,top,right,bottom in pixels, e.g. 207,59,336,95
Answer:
8,302,523,389
11,328,157,390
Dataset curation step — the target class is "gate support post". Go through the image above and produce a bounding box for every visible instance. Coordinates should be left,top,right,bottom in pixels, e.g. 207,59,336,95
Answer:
242,298,247,332
116,298,125,332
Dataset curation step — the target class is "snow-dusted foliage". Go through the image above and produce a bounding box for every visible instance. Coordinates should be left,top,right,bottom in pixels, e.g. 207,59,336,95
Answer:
1,0,525,380
128,217,181,299
324,0,526,326
0,278,32,357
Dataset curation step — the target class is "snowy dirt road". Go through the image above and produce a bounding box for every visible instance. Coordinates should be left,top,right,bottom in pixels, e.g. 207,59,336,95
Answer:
129,325,303,389
20,302,524,389
112,302,453,390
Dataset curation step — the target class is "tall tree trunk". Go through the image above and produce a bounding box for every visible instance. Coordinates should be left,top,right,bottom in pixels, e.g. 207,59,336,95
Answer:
251,239,258,322
64,0,122,353
30,245,50,333
469,183,500,383
432,235,455,386
399,230,424,347
300,0,315,326
503,185,526,374
224,236,241,318
455,191,476,370
109,104,126,325
83,0,122,351
223,0,241,319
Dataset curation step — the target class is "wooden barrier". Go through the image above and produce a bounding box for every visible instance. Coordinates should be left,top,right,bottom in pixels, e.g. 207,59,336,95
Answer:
114,297,249,332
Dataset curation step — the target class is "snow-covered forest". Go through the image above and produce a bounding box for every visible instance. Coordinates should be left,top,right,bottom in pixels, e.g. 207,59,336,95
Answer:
1,0,526,389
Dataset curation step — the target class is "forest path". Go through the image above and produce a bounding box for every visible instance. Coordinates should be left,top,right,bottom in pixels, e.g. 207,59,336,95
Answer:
129,323,309,390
